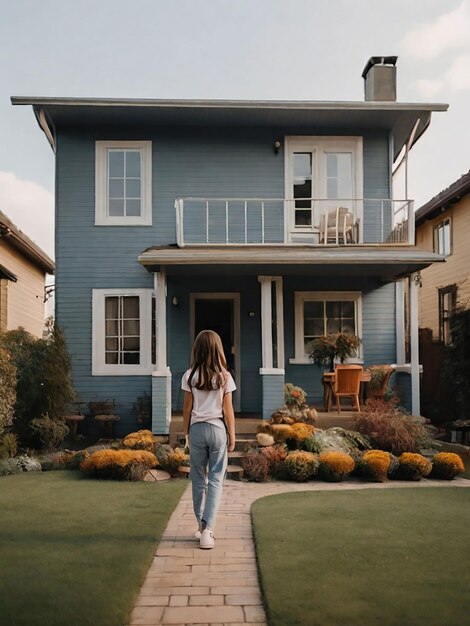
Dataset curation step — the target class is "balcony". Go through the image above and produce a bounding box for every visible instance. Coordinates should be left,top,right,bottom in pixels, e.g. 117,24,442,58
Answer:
175,198,414,247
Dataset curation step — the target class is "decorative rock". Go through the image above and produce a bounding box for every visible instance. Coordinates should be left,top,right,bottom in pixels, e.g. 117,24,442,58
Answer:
256,432,275,447
144,469,171,482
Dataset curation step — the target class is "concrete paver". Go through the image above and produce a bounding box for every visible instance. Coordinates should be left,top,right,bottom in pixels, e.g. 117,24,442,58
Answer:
131,476,470,625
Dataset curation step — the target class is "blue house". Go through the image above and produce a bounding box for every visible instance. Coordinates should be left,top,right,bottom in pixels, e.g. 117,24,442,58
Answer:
13,57,447,435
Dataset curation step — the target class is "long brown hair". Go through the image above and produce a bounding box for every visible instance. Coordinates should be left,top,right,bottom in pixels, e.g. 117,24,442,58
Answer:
188,330,228,390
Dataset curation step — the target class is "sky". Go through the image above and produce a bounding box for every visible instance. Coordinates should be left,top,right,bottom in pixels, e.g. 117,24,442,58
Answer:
1,0,469,258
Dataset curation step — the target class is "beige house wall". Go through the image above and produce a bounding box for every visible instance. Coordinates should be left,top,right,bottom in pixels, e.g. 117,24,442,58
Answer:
416,194,470,337
0,240,46,337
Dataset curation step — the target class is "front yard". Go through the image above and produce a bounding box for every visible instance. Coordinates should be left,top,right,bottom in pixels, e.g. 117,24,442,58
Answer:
252,487,470,626
0,471,186,626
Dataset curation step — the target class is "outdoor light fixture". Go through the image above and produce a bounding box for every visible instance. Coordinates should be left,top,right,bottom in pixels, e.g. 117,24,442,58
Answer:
273,140,281,154
172,296,179,307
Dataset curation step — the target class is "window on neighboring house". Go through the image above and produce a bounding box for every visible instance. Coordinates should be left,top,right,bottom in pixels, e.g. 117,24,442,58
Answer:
95,141,152,225
292,291,362,362
92,288,154,375
439,285,457,345
433,218,451,256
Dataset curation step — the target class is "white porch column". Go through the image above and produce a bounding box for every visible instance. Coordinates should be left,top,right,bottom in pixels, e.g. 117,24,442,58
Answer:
274,277,285,369
409,272,420,415
155,269,167,371
258,276,285,420
152,269,172,434
259,276,273,370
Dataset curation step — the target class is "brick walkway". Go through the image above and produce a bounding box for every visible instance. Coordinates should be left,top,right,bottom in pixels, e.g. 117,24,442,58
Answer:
130,477,470,625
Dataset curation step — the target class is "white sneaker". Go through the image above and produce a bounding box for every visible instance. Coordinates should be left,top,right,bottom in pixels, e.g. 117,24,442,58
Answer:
200,528,215,549
194,529,202,539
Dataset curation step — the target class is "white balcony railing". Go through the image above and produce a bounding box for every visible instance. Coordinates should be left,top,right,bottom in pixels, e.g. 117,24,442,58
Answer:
175,198,414,247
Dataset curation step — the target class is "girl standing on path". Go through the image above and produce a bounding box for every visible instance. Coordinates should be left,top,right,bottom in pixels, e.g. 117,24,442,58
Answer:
182,330,236,550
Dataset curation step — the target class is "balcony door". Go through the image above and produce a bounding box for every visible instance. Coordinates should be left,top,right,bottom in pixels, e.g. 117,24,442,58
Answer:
284,136,363,242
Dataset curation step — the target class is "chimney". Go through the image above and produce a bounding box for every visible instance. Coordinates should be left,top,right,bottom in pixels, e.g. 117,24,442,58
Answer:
362,56,398,101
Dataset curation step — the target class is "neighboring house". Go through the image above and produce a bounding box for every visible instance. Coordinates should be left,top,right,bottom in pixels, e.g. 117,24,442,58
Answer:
416,170,470,342
0,211,55,337
13,57,447,435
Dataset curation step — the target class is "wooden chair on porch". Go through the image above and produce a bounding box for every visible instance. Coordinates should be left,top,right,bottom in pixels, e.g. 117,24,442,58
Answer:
334,365,363,413
319,206,356,245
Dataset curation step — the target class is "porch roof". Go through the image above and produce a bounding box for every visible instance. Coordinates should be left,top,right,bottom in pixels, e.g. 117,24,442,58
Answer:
12,96,447,160
138,245,444,281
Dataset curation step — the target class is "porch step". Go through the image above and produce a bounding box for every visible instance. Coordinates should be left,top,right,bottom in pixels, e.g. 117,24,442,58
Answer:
228,450,245,466
235,437,257,452
178,464,244,480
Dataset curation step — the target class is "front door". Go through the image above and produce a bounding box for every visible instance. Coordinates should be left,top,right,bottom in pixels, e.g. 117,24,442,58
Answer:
190,293,241,411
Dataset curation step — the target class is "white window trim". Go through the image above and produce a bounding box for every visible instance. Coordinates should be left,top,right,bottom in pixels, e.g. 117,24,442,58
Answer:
433,217,452,257
95,141,152,226
92,288,153,375
290,291,363,364
284,136,363,243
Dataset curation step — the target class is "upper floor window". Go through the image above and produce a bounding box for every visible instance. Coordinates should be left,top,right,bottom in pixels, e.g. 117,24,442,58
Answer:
92,288,153,375
95,141,152,226
433,218,451,256
439,285,457,345
292,291,362,362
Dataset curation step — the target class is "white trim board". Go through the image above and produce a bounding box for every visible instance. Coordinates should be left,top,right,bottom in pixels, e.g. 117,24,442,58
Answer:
95,140,152,226
92,287,153,376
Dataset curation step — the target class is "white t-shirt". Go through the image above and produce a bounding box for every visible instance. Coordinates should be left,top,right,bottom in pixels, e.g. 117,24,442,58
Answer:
181,368,236,430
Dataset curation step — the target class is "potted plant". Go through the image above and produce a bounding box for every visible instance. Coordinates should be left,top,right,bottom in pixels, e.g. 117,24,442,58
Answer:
308,333,361,371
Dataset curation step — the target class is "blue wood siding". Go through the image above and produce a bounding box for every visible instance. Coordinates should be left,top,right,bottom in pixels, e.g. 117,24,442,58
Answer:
55,124,393,431
363,131,391,242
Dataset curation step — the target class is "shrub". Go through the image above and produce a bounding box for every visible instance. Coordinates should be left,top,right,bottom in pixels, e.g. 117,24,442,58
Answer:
241,451,271,482
80,449,157,480
259,444,288,478
270,408,296,425
287,422,316,447
256,432,275,447
158,448,189,477
122,429,155,451
270,424,294,443
0,454,42,476
41,319,75,421
394,453,432,481
284,451,319,481
0,432,18,459
0,346,16,437
284,383,307,407
0,323,75,448
131,392,151,425
430,452,465,480
440,307,470,420
358,450,392,482
30,414,69,450
318,451,355,482
354,399,429,455
154,442,173,466
306,427,370,457
272,404,317,425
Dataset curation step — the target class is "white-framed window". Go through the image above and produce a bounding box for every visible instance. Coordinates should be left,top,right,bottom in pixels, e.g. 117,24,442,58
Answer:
92,288,154,375
284,136,363,241
95,141,152,225
291,291,362,363
433,218,451,256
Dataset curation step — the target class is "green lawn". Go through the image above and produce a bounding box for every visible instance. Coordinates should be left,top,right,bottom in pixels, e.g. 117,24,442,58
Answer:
0,471,187,626
252,487,470,626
